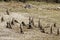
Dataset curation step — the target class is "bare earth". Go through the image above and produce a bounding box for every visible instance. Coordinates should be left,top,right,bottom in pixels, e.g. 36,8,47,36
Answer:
0,2,60,40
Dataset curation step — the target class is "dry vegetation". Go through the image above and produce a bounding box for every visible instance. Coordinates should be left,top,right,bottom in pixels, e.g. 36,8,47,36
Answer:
0,1,60,40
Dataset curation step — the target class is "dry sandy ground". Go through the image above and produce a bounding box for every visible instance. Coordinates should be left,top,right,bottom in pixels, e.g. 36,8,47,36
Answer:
0,12,59,40
0,2,60,40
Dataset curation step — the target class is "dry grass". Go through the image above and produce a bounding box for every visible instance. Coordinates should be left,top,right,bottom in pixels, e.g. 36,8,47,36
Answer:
0,1,60,40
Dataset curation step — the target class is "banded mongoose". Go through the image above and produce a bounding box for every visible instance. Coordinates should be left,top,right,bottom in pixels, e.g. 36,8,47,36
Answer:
6,22,9,28
6,9,9,15
20,24,24,34
28,17,32,29
11,19,14,25
53,23,56,27
6,22,12,29
31,17,34,26
50,26,53,34
1,17,4,22
57,28,59,35
38,18,43,30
